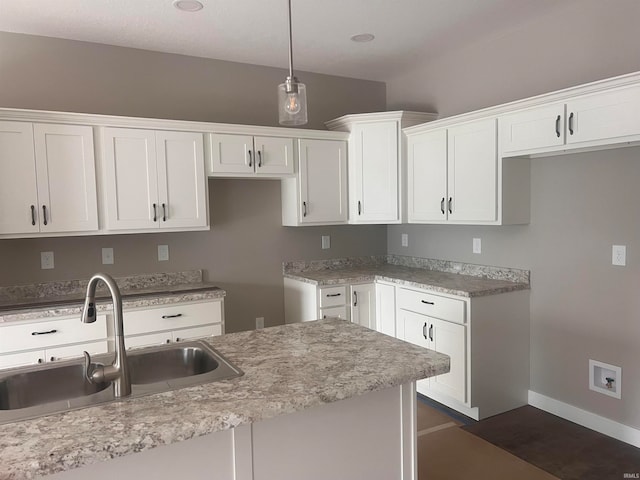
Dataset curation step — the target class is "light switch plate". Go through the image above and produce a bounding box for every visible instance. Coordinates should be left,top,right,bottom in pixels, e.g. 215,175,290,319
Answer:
158,245,169,262
401,233,408,247
612,245,626,266
102,248,114,265
473,238,482,254
41,251,54,270
321,235,331,250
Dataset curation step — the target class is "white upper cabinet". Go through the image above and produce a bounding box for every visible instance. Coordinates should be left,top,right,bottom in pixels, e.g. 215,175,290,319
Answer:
500,103,566,155
326,111,437,224
208,133,294,177
407,118,498,224
0,121,98,235
103,127,207,232
281,139,347,226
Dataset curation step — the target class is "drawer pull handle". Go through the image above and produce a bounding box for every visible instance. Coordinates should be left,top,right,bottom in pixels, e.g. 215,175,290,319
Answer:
422,322,428,340
162,313,183,319
420,300,435,305
326,293,342,297
429,324,434,342
31,329,58,336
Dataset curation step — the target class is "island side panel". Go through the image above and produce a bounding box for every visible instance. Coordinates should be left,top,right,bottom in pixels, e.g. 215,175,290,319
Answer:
283,277,318,323
251,383,416,480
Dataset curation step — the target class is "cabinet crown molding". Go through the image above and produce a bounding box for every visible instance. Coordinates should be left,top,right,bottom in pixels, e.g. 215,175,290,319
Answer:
325,110,438,132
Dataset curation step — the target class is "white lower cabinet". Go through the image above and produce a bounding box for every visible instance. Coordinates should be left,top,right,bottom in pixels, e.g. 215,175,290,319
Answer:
350,283,375,330
0,314,108,369
375,281,396,337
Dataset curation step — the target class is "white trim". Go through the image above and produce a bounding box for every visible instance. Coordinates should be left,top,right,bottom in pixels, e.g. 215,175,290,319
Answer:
528,390,640,448
325,111,438,132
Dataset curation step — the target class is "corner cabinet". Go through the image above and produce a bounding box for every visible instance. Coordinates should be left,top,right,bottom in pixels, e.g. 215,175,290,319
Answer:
0,121,98,235
102,127,208,232
208,133,294,177
406,117,530,225
326,111,437,224
281,139,348,226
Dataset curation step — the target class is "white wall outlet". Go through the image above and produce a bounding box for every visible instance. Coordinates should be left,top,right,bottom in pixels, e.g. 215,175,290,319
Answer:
473,238,482,254
321,235,331,250
40,251,54,270
256,317,265,329
401,233,408,247
158,244,169,262
102,247,114,265
612,245,626,266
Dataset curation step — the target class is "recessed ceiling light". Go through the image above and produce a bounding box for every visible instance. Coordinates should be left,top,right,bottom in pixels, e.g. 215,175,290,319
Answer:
350,33,375,43
173,0,204,12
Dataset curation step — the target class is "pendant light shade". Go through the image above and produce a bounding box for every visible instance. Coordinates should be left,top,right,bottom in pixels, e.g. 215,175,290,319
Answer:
278,0,307,126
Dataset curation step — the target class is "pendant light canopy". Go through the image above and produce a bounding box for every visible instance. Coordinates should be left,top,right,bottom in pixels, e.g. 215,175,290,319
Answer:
278,0,307,126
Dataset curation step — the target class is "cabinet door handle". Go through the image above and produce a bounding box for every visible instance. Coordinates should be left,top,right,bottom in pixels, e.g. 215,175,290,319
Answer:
166,339,171,344
175,337,181,342
555,115,561,138
162,203,167,222
31,329,57,336
448,197,453,215
429,324,434,341
257,150,262,168
50,356,56,362
42,205,48,226
37,358,44,364
303,201,307,217
440,198,445,215
353,291,358,307
358,200,362,215
421,300,435,305
153,203,157,222
162,313,183,319
326,293,342,297
568,112,574,135
247,149,253,167
422,322,428,340
30,205,36,226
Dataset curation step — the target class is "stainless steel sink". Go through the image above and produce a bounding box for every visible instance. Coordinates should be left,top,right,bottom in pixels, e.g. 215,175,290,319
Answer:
0,340,243,424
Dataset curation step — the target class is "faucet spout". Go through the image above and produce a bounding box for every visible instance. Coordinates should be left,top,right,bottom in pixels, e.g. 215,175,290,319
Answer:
82,273,131,398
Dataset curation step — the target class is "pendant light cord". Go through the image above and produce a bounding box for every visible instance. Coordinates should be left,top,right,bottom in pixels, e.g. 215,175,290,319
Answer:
287,0,294,79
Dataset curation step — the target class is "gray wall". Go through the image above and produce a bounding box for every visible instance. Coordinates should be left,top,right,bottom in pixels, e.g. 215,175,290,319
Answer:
386,0,640,429
0,32,388,332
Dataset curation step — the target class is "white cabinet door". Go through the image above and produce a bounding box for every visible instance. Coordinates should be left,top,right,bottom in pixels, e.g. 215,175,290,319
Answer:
500,103,566,154
47,340,108,363
407,128,448,223
0,350,45,369
0,121,39,235
33,123,98,233
350,283,375,330
429,317,466,403
400,309,431,393
298,139,347,224
447,118,498,223
156,131,207,229
566,84,640,145
209,133,254,174
254,136,294,175
350,121,398,223
103,127,159,230
375,282,396,337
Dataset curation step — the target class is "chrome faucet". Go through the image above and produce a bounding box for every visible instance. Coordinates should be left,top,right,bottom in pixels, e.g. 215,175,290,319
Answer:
81,273,131,398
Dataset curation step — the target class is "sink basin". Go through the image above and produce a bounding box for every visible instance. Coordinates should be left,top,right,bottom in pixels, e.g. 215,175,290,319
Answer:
0,340,243,425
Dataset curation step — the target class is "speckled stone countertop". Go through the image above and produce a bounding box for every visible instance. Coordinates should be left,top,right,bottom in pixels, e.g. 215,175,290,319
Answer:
0,271,225,323
0,318,449,479
283,255,530,297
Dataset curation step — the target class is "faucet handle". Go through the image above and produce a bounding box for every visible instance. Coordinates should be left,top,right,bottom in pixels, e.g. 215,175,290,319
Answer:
83,351,94,383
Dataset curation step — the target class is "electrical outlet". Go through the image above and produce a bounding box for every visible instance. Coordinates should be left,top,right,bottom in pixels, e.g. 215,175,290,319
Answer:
401,233,408,247
612,245,626,266
256,317,265,329
321,235,331,249
102,247,114,265
473,238,482,254
158,245,169,262
40,251,54,270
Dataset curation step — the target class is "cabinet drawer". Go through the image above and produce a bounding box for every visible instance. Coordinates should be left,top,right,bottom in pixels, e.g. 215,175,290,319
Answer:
0,350,45,369
318,286,347,308
0,315,107,353
397,288,466,324
320,305,349,320
48,340,108,362
126,332,173,350
173,324,222,342
123,300,223,336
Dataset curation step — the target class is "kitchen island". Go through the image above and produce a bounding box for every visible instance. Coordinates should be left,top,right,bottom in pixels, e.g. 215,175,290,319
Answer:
0,318,449,480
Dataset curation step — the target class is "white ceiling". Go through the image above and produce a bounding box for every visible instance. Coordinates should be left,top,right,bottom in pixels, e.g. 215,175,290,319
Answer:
0,0,570,81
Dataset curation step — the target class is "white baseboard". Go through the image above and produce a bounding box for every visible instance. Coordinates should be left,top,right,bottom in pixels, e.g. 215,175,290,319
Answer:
528,390,640,448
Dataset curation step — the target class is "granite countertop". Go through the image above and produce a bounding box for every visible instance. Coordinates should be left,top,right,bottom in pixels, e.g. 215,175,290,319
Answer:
0,271,226,323
283,256,530,297
0,318,449,479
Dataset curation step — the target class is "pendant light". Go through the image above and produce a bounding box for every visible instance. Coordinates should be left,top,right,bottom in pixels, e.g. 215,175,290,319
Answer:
278,0,307,125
